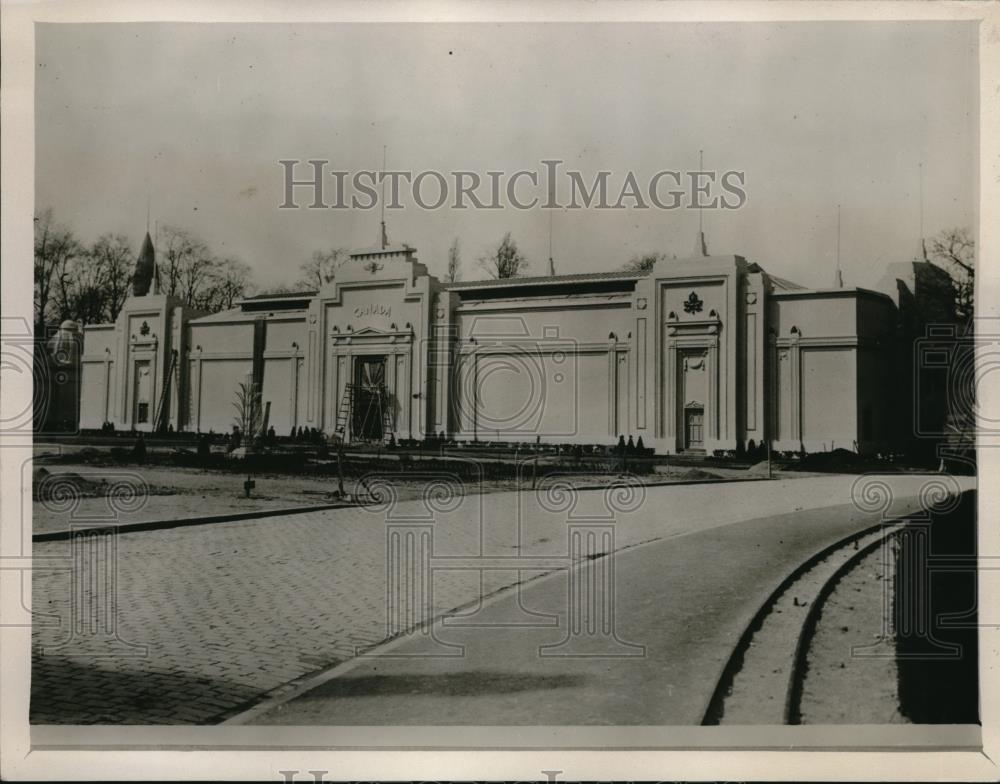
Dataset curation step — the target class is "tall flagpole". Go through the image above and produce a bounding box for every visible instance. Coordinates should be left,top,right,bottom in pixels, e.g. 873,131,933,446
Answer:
548,208,555,276
919,162,923,241
836,203,842,287
918,162,926,260
380,145,388,250
694,149,707,256
698,149,704,238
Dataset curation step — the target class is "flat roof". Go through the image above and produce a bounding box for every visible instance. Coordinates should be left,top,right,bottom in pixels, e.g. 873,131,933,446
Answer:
769,274,806,291
241,290,317,302
771,286,895,303
189,307,309,324
445,271,643,291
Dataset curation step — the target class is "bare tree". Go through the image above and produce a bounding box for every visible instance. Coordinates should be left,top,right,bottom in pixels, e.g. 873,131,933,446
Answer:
446,237,461,283
34,208,83,327
297,248,348,290
232,380,263,446
158,224,212,303
50,244,88,327
89,233,133,321
479,232,527,279
180,253,216,307
196,257,255,312
623,251,670,273
929,227,975,324
62,253,109,326
157,224,255,312
36,216,252,324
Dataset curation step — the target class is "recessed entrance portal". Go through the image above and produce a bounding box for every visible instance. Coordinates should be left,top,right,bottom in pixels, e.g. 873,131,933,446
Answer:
133,359,151,425
675,348,709,452
684,406,704,450
352,355,389,441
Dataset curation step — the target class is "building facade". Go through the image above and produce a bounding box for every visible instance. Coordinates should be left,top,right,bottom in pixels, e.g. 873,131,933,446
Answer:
78,235,945,455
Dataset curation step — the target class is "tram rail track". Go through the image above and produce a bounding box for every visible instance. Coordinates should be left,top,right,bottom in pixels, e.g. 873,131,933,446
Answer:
702,519,906,725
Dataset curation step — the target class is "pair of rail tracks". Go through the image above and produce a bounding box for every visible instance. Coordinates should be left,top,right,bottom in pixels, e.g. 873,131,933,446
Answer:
702,521,905,725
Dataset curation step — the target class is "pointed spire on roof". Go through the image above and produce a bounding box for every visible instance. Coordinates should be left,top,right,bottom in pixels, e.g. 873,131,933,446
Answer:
132,231,158,297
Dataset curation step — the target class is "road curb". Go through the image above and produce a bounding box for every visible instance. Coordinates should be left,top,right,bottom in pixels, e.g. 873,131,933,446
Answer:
32,502,357,542
33,476,766,542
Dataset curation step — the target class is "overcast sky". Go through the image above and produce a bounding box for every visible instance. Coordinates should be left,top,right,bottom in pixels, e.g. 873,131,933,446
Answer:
36,21,977,291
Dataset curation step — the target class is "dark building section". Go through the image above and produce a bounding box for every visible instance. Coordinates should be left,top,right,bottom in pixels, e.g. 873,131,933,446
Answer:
131,232,159,297
895,490,978,723
877,257,967,466
34,320,82,433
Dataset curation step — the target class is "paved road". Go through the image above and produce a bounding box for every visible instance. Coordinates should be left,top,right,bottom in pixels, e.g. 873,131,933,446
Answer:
30,472,970,724
241,496,951,725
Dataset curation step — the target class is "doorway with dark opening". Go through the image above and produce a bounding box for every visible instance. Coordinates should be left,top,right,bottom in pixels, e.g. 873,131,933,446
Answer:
353,355,389,441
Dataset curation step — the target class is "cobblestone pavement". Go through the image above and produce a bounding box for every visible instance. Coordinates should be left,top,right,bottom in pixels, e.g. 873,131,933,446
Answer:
29,472,970,724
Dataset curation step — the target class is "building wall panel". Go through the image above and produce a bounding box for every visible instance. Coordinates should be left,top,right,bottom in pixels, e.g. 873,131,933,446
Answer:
264,320,307,352
79,362,108,429
769,296,856,338
261,358,292,434
800,347,857,450
196,358,253,433
189,323,255,353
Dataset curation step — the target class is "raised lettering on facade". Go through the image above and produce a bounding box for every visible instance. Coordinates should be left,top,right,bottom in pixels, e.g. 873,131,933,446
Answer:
353,303,391,320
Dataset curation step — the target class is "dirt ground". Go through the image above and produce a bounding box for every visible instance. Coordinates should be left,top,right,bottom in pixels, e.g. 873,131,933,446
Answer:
30,446,755,536
797,544,907,724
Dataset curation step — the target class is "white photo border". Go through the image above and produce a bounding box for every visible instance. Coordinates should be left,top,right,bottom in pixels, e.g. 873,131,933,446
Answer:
2,1,997,780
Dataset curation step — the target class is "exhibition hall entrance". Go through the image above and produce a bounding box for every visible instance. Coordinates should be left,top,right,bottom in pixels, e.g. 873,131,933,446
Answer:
684,406,704,450
352,355,390,441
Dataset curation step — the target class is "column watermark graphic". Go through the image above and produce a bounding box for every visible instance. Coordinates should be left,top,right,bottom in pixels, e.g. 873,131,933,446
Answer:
29,470,151,657
363,459,647,660
849,473,971,661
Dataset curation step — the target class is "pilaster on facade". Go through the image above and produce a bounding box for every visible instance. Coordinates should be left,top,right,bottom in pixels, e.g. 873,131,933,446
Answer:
75,242,905,455
771,325,804,450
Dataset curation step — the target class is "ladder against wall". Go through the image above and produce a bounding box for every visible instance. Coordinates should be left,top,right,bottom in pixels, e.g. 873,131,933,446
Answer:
334,382,355,442
333,381,394,443
153,349,179,432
